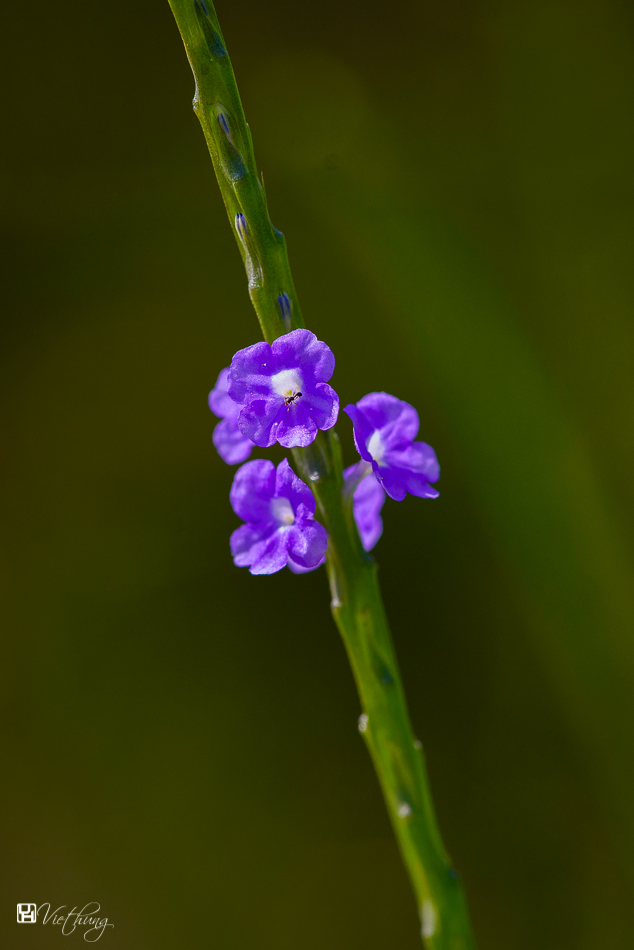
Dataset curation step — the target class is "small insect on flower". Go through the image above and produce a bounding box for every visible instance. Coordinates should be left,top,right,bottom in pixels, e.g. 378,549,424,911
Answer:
227,328,339,448
229,458,327,575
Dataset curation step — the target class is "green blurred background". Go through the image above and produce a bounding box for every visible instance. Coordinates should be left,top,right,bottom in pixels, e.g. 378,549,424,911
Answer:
2,0,634,946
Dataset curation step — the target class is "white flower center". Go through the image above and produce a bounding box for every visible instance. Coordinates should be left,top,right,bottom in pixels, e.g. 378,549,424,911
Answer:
367,430,385,465
270,368,303,405
270,496,295,526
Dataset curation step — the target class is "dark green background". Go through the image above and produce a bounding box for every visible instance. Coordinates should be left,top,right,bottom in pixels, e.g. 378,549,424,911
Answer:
2,0,634,947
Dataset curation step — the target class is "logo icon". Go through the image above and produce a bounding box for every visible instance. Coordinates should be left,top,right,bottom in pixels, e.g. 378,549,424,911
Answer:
17,904,37,924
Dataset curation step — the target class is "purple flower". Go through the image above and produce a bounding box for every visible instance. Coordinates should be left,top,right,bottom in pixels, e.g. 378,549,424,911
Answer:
228,328,339,449
208,367,254,465
230,458,328,575
344,462,386,552
344,393,440,502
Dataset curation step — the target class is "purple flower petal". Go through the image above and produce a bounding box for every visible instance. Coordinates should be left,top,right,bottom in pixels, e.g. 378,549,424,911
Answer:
396,470,440,499
343,405,374,463
274,457,315,516
209,366,255,464
212,417,253,465
311,382,340,428
209,367,236,418
385,441,440,482
237,397,283,448
271,328,335,383
286,521,328,568
229,458,276,523
372,463,408,501
287,555,326,574
227,341,274,403
353,472,386,551
249,529,291,575
356,392,420,449
230,522,275,567
274,405,319,448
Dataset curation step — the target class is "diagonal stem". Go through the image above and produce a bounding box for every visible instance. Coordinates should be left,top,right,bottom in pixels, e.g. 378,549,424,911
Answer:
168,0,303,343
168,2,478,946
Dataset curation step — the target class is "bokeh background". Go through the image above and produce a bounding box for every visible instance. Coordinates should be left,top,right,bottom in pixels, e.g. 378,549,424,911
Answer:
2,0,634,947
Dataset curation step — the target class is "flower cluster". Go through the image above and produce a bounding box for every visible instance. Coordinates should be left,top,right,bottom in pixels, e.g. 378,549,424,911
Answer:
209,328,439,573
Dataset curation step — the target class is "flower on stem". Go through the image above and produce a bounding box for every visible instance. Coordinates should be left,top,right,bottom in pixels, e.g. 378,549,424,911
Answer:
343,462,386,552
230,458,327,575
228,328,339,448
344,393,439,501
208,367,253,465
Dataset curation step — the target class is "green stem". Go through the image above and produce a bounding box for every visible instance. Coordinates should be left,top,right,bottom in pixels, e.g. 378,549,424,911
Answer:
168,3,478,946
